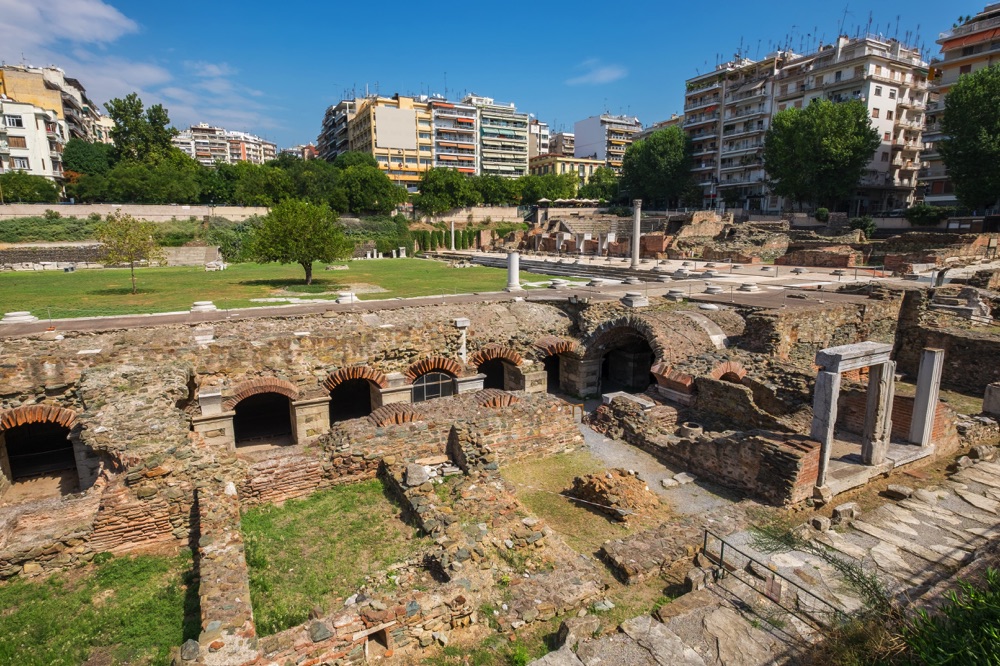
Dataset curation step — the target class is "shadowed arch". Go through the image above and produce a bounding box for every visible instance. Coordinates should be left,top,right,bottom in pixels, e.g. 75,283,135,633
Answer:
323,366,388,392
532,336,578,359
475,389,520,409
404,356,462,383
710,360,747,383
368,404,424,427
0,404,78,432
468,345,524,369
582,315,663,361
223,377,299,411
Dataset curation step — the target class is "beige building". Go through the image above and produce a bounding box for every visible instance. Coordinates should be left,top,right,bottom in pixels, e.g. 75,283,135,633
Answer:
922,4,1000,208
173,123,277,167
0,65,106,142
348,94,434,189
549,132,575,156
0,97,67,184
573,114,641,174
465,94,529,178
528,154,604,188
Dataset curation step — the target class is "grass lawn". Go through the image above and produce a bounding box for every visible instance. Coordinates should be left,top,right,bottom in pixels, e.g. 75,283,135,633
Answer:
0,258,564,320
0,552,198,666
241,479,432,635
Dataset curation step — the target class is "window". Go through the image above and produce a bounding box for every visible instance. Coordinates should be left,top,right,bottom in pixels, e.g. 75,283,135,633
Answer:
874,86,883,96
888,89,896,99
7,136,27,148
854,65,864,77
411,372,455,402
960,64,972,76
418,120,431,127
874,65,882,76
419,145,431,152
885,110,894,120
834,71,842,82
405,156,417,164
11,156,29,169
815,74,824,85
884,132,891,141
872,108,880,118
418,132,430,139
881,152,889,162
4,115,23,128
376,155,388,163
780,84,788,95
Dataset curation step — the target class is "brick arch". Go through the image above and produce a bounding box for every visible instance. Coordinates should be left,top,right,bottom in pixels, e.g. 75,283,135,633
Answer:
0,404,79,431
650,362,695,395
223,377,299,411
368,404,424,427
709,360,747,383
533,335,579,359
404,356,463,383
475,389,520,409
582,315,663,361
323,366,389,392
468,345,523,369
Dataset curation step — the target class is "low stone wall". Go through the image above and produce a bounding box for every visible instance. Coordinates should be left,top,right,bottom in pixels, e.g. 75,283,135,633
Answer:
774,248,858,267
691,377,792,432
0,203,268,222
0,244,105,267
239,448,380,507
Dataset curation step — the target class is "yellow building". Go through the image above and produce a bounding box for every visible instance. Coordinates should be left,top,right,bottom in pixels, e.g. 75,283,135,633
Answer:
528,154,605,188
0,66,104,141
348,95,434,190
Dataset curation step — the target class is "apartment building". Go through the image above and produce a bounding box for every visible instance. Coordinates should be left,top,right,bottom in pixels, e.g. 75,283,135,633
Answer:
348,95,434,189
465,95,529,178
430,98,478,174
550,132,575,156
317,99,359,161
922,4,1000,208
173,124,230,166
684,34,928,214
226,130,277,165
573,114,641,174
0,65,106,142
0,97,67,183
528,118,550,158
636,114,683,141
528,154,604,188
281,144,320,160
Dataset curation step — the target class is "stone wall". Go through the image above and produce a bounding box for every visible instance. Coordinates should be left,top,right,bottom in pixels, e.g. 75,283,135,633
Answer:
0,244,105,267
774,247,859,268
836,388,961,454
690,377,792,432
0,203,269,222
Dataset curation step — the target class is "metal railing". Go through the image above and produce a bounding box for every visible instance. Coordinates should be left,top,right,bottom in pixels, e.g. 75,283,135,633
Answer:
702,530,847,629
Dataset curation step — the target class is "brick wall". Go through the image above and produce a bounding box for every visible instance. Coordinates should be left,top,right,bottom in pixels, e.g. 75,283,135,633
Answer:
837,389,959,452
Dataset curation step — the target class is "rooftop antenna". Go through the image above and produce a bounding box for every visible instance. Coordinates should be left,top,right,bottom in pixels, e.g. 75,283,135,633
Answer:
756,39,762,59
866,11,873,36
894,15,901,39
444,71,448,99
839,4,850,35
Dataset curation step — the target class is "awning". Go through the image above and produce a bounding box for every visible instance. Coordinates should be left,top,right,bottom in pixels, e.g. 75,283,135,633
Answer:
942,27,1000,50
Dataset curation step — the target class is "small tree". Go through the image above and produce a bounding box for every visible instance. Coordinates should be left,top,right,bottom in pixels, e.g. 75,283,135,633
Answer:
849,215,877,239
96,210,166,294
249,200,352,284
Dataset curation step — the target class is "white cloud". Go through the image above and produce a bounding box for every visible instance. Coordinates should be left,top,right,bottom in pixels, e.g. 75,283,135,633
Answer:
184,61,237,78
565,59,628,86
0,0,137,57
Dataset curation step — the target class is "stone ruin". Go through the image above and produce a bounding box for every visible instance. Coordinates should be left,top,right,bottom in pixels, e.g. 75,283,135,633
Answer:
567,468,661,522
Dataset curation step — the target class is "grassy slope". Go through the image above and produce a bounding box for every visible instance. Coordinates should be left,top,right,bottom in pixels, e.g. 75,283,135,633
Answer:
0,553,197,666
0,259,561,319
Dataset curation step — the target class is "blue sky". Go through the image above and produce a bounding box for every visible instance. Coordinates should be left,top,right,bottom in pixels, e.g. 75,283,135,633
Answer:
0,0,974,148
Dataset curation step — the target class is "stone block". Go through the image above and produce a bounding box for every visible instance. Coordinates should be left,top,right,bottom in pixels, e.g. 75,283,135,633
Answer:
985,383,1000,417
831,502,860,524
884,484,914,500
811,516,831,531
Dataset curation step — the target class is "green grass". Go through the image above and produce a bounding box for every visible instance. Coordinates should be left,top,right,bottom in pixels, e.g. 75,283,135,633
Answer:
241,479,432,635
0,259,564,320
0,552,198,666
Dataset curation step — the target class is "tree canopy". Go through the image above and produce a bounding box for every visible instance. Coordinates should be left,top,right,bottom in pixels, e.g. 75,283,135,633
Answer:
578,166,619,201
0,171,60,203
414,168,482,214
518,173,576,204
620,127,693,208
763,99,880,210
104,93,178,163
95,210,166,294
61,139,114,176
939,65,1000,210
249,199,352,284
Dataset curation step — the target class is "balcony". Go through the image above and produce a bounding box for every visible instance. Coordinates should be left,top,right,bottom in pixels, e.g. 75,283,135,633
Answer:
684,113,719,128
692,161,717,171
684,95,721,112
896,98,925,110
686,79,722,94
722,126,764,139
691,146,718,157
725,107,767,121
0,141,8,154
721,143,764,155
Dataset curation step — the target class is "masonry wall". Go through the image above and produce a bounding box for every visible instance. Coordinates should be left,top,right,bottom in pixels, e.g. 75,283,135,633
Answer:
837,388,961,455
0,203,269,222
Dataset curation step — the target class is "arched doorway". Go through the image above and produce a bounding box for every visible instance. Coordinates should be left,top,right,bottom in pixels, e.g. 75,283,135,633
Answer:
3,421,76,488
412,372,456,403
600,336,654,393
329,378,375,422
543,355,562,393
233,392,293,447
478,358,508,390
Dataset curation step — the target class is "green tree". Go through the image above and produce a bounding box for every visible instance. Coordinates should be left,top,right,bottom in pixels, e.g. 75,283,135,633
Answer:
95,210,166,294
473,174,521,205
518,173,576,204
578,166,619,201
0,171,60,203
620,127,693,207
230,162,293,207
939,65,1000,210
104,93,178,163
338,165,406,214
249,200,352,284
332,151,378,170
763,99,880,210
61,139,114,176
849,215,877,239
415,168,482,214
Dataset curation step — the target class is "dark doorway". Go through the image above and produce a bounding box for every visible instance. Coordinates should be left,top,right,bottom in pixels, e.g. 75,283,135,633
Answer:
543,355,561,393
600,337,654,393
4,422,75,481
478,359,507,390
234,392,293,446
329,379,373,422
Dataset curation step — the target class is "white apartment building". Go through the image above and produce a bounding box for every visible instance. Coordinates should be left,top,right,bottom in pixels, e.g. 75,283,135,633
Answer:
173,123,276,167
685,34,929,214
431,98,478,174
464,95,529,178
317,99,359,161
227,130,277,164
0,97,67,183
573,114,641,174
528,118,550,158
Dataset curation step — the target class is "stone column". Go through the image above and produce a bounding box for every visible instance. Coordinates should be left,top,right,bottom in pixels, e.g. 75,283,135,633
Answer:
505,251,523,291
450,220,456,251
909,348,944,447
810,370,842,487
630,199,643,269
861,361,896,465
291,396,331,443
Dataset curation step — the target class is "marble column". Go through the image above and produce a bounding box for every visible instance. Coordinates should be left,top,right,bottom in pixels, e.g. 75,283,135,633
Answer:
909,348,944,447
630,199,643,269
810,370,842,487
505,251,523,291
861,361,895,465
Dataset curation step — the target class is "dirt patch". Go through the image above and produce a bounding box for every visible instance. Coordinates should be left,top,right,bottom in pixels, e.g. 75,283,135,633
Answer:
567,468,663,523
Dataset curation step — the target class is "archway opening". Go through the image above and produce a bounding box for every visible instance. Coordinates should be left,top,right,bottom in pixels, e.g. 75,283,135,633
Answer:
234,392,293,447
1,421,78,500
478,358,509,390
412,372,456,403
720,371,744,384
329,378,374,422
599,336,654,393
543,355,562,393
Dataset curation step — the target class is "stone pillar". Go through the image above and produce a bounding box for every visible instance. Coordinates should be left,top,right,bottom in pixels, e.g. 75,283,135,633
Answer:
810,370,842,488
985,383,1000,418
861,361,896,465
455,374,486,394
630,199,643,269
561,357,603,397
450,220,456,251
377,372,412,407
192,412,236,451
909,348,944,447
291,396,331,443
505,251,523,291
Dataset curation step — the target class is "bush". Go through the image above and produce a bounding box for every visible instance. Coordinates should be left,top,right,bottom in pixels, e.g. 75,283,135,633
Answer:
814,207,830,222
904,203,954,226
849,215,877,239
0,216,98,242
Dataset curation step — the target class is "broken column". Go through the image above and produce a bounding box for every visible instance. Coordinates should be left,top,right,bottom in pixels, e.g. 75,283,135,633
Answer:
861,360,895,465
505,251,523,291
810,370,842,488
630,199,642,270
909,348,944,447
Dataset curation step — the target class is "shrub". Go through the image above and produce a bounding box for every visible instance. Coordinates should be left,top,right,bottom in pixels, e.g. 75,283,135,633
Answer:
814,207,830,222
43,209,62,221
849,215,877,239
904,203,954,226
